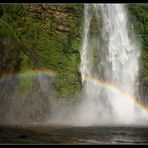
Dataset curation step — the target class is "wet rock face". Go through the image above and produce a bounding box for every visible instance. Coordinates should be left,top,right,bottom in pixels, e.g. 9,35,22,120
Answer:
0,4,83,97
0,4,83,76
0,74,54,125
0,4,83,124
23,4,83,37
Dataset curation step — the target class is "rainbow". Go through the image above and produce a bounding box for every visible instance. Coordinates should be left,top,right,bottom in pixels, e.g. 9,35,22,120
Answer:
0,68,56,80
1,69,148,118
86,76,148,117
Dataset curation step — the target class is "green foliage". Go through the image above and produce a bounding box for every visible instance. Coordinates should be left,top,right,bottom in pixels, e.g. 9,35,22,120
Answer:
19,74,33,91
0,13,20,42
54,70,81,97
129,4,148,52
144,86,148,95
0,3,148,98
128,4,148,79
19,53,33,91
0,4,25,41
21,4,83,97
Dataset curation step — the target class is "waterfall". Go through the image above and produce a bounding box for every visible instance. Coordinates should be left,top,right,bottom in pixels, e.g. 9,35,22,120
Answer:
79,4,148,125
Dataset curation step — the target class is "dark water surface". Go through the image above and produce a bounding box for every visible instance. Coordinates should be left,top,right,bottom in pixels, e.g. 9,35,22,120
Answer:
0,125,148,144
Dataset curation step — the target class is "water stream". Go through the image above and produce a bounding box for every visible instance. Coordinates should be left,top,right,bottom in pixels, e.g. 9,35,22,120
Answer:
79,4,148,125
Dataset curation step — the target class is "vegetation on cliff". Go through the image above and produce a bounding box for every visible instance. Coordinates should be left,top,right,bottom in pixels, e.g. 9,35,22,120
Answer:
0,3,148,98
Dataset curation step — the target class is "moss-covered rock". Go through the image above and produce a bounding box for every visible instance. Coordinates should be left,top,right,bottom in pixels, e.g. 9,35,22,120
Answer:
0,3,148,98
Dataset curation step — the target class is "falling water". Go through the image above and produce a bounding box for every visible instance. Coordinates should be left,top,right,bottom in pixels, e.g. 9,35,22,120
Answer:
80,4,148,125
